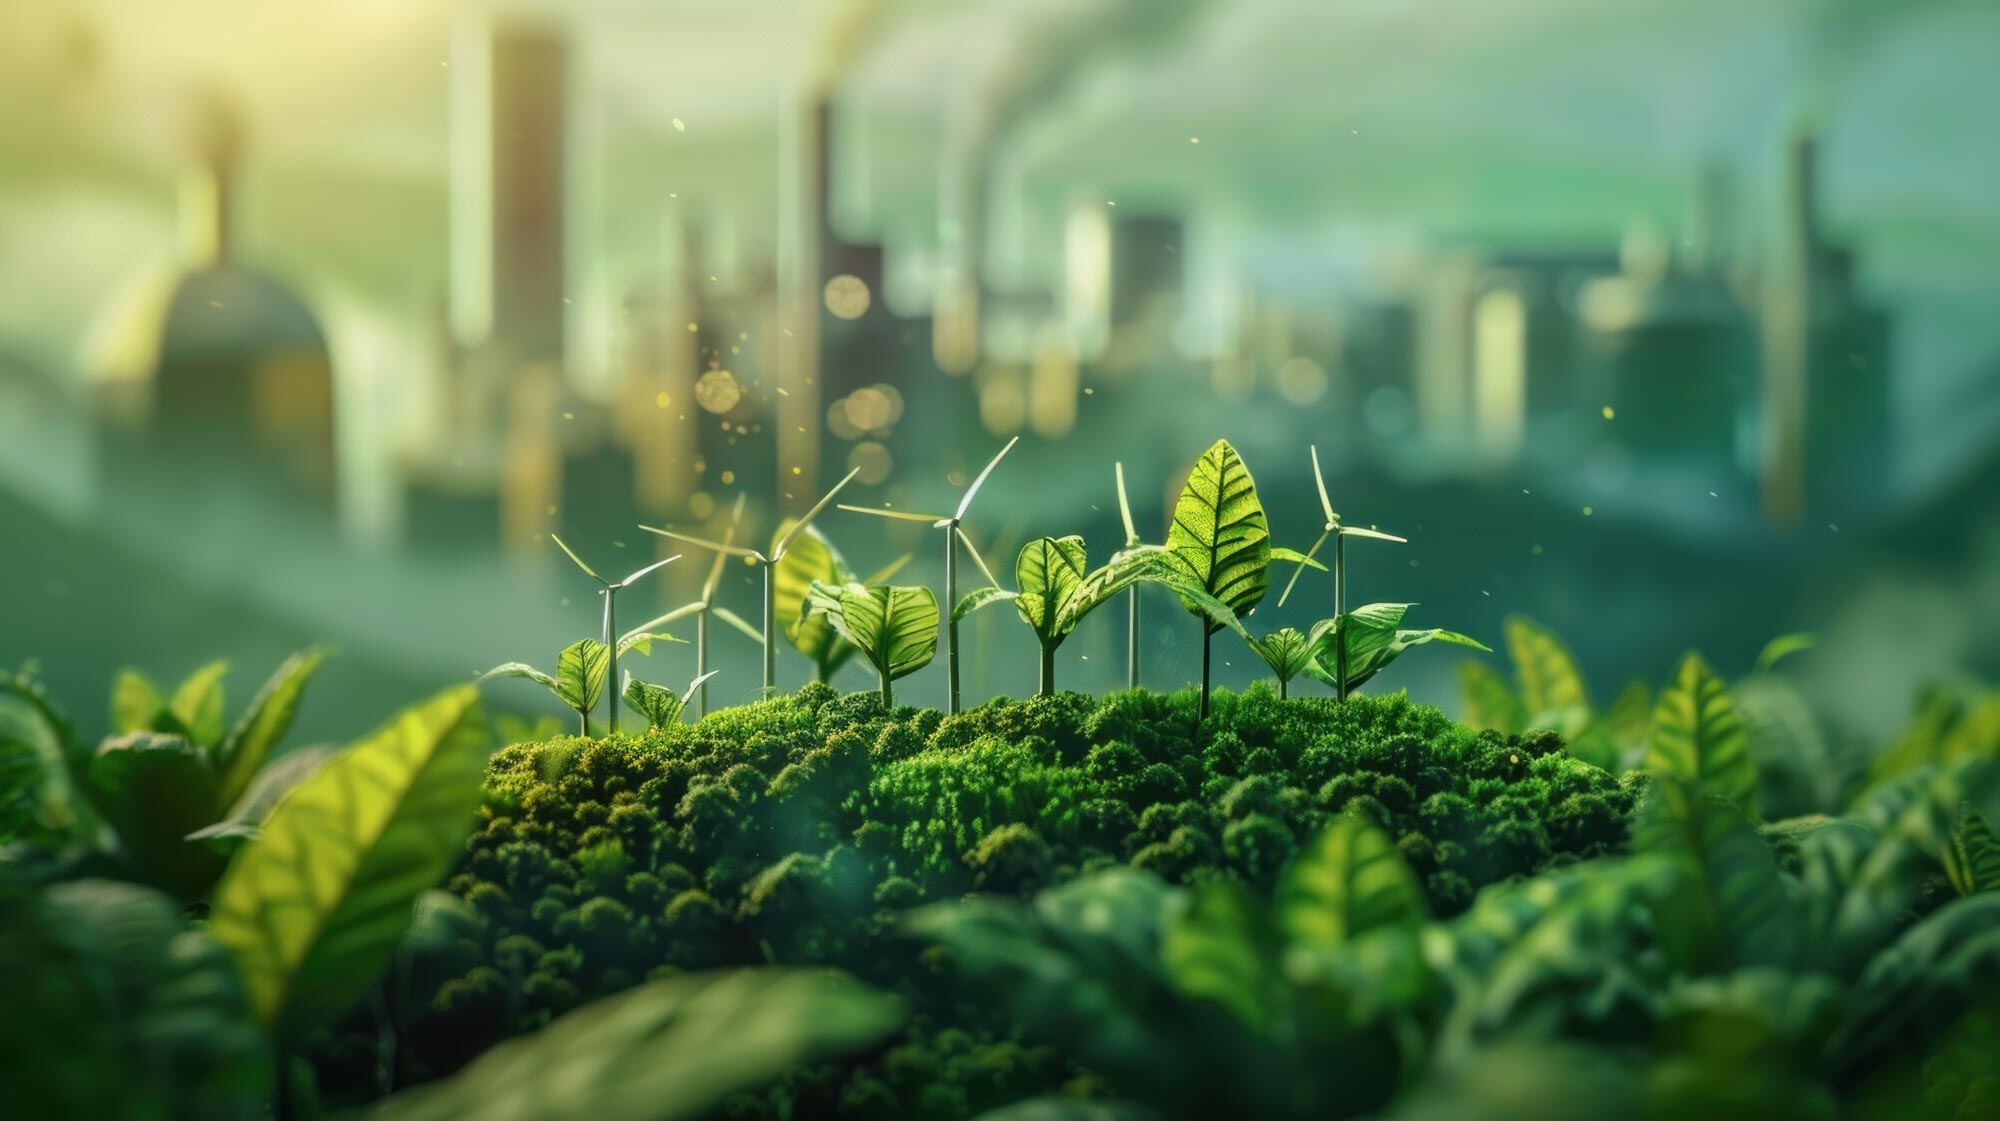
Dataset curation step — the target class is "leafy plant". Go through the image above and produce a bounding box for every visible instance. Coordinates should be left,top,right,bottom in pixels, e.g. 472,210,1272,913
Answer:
548,534,680,735
771,516,913,685
641,467,862,692
1277,445,1407,703
622,670,721,731
621,494,762,719
0,651,327,898
838,436,1018,714
804,581,940,707
1249,627,1313,699
1300,604,1488,698
485,636,668,736
1161,439,1272,718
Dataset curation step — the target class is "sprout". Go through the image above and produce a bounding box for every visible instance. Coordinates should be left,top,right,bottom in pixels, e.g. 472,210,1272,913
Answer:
549,535,680,733
803,582,940,708
838,437,1017,714
1277,445,1407,702
620,495,761,718
639,468,861,693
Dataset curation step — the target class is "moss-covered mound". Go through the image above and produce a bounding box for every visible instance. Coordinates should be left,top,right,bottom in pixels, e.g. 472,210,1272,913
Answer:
389,684,1636,1117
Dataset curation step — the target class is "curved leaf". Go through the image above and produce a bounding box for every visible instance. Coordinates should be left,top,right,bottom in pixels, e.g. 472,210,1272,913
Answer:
214,648,326,814
622,672,715,731
1833,892,2000,1072
1752,632,1817,675
1943,802,2000,897
209,685,486,1034
1504,617,1592,736
556,640,608,717
109,669,164,734
1634,777,1802,971
1161,879,1285,1032
615,630,686,658
170,660,230,747
1014,536,1090,645
1278,813,1428,951
1305,606,1486,694
368,968,902,1121
87,732,224,898
806,582,939,682
953,584,1017,623
1645,652,1756,811
1163,439,1271,630
188,745,337,857
479,662,557,692
773,520,857,675
1251,628,1313,686
1458,660,1527,734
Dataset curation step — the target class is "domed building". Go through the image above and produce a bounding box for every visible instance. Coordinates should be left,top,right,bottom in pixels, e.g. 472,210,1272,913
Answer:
89,91,336,501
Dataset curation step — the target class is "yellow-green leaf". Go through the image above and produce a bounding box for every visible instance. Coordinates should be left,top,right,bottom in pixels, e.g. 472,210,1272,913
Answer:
1163,439,1270,630
773,520,856,676
214,648,326,814
169,661,230,747
1278,813,1427,951
110,669,164,734
209,685,486,1034
806,582,939,682
555,640,608,717
1458,660,1526,734
1504,617,1592,736
1013,536,1089,645
1943,803,2000,897
1646,653,1756,812
1161,880,1284,1032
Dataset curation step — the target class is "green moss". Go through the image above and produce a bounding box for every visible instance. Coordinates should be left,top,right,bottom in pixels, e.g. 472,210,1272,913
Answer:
395,683,1635,1116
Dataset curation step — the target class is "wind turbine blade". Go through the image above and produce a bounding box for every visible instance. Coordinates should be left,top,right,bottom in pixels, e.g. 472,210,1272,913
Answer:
955,435,1019,520
773,466,862,557
1341,526,1409,544
717,492,748,550
956,526,1001,588
860,552,914,586
1277,529,1331,608
1114,461,1139,546
616,554,680,589
550,533,606,584
639,525,764,561
836,503,949,524
622,602,705,641
1309,445,1336,528
702,496,748,601
710,605,763,642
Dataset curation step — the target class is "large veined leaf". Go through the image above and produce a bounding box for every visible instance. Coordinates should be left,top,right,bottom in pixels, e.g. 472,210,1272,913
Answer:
623,671,718,731
555,639,609,718
186,745,337,857
1303,605,1488,695
1943,802,2000,897
1161,879,1286,1032
1633,777,1802,971
1458,660,1527,734
1251,628,1313,688
1162,439,1271,630
773,520,858,676
368,969,903,1121
1599,680,1655,758
209,685,486,1035
805,582,940,682
1645,653,1756,811
213,648,325,814
170,660,230,747
1504,617,1592,736
953,584,1017,623
87,732,225,898
109,669,165,734
1014,536,1090,645
1278,813,1429,952
0,688,90,846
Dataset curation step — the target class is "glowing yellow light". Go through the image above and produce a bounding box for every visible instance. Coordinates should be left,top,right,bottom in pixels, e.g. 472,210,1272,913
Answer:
823,274,872,319
672,118,686,132
693,369,742,413
655,391,671,408
847,441,893,485
720,470,736,485
1602,405,1616,420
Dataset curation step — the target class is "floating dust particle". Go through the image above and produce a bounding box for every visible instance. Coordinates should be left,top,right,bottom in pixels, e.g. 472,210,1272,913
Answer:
544,504,557,516
1582,506,1594,517
1083,387,1094,395
655,392,671,408
730,346,740,355
562,411,574,420
1601,405,1616,420
1532,544,1544,555
672,118,685,131
823,274,872,319
776,386,789,397
694,369,742,413
1190,136,1199,144
687,322,698,332
791,466,802,476
739,331,749,341
720,470,736,485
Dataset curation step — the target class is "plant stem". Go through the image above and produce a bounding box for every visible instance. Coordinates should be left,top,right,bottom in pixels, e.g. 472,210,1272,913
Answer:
1279,675,1288,700
879,666,893,710
1200,628,1213,719
578,709,590,737
695,609,709,717
1126,587,1139,690
601,588,619,734
1038,644,1056,697
761,561,776,693
945,526,960,714
1334,534,1348,704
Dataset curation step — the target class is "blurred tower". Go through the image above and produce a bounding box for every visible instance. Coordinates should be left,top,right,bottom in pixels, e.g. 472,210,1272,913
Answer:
1063,207,1185,373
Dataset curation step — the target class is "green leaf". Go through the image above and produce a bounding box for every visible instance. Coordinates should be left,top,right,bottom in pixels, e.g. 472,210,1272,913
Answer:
622,672,715,731
806,582,940,682
953,584,1017,622
1161,879,1285,1032
1833,892,2000,1073
1458,660,1527,734
0,682,93,846
1304,605,1486,694
480,662,558,692
1504,616,1592,736
773,520,857,676
1251,627,1313,686
367,968,902,1121
169,660,230,747
1633,777,1802,971
1013,536,1090,646
1943,802,2000,896
1752,631,1817,674
213,648,326,815
1162,439,1271,631
1600,679,1654,756
556,639,609,718
109,669,164,734
1269,545,1327,572
187,746,336,858
615,630,686,658
86,732,226,898
209,685,487,1035
1278,813,1428,952
1645,652,1756,811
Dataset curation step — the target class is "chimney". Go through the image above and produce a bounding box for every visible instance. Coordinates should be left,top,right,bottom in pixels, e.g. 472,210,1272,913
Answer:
1760,130,1819,527
181,90,243,268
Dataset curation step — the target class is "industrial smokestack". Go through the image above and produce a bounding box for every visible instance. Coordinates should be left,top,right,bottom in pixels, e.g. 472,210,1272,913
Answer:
1761,130,1819,527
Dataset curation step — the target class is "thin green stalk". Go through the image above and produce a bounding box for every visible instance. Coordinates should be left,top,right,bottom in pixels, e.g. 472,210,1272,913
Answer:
1200,628,1213,719
601,589,619,734
880,666,893,710
1334,534,1348,703
695,610,709,717
761,562,776,692
1126,587,1139,690
945,527,961,713
1039,644,1056,697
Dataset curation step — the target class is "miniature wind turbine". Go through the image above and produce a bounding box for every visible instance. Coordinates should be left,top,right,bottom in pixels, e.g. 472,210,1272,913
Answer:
639,467,861,693
1277,445,1407,702
620,494,762,717
836,436,1017,714
550,535,680,734
1114,461,1145,690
